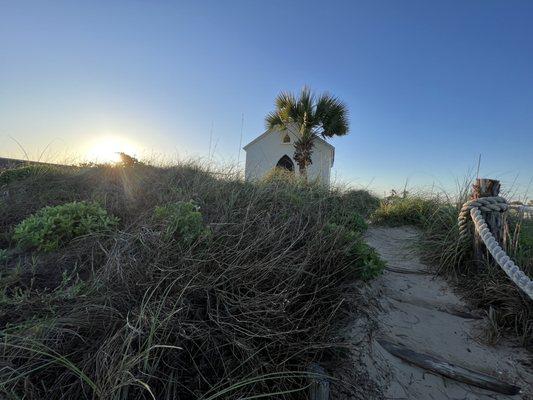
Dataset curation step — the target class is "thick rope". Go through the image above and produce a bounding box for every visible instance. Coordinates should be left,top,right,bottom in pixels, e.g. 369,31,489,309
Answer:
458,196,508,237
458,196,533,300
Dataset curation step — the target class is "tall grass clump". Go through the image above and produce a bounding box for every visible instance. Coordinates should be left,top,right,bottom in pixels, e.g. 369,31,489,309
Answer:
0,161,382,399
371,189,533,346
370,194,448,227
0,164,62,186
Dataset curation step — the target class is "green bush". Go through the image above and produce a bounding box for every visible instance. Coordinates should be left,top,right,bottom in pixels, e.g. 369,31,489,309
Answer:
153,201,210,245
0,249,7,263
330,211,368,233
340,189,380,218
349,239,386,280
325,223,385,280
0,164,58,186
327,190,379,233
13,201,118,252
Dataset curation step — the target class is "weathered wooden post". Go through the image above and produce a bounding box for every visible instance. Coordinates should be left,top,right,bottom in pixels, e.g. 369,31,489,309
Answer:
470,178,506,267
308,363,329,400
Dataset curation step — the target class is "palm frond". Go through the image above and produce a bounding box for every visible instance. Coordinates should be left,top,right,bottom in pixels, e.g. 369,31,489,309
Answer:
275,91,295,109
265,111,284,130
265,87,349,138
315,94,349,137
271,91,298,126
297,86,315,126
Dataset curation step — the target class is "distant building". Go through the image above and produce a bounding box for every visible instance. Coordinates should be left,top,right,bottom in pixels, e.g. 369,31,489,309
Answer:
243,126,334,185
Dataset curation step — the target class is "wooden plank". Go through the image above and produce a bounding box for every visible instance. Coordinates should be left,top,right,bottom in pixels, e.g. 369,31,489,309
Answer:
386,294,482,320
385,266,431,275
378,339,521,395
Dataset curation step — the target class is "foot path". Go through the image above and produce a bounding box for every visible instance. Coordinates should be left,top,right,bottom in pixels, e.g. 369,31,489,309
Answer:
350,226,533,399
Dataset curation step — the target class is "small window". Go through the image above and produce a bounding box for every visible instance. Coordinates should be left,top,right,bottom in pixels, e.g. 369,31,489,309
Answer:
282,134,291,143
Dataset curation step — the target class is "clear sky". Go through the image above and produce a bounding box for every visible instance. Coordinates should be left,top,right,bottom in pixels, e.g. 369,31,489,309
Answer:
1,0,532,197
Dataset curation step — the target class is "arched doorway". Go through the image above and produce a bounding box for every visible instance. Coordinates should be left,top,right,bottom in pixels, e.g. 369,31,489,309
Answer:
276,155,294,172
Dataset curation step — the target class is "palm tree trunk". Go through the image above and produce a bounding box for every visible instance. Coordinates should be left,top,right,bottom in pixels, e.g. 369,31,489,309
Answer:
293,130,314,183
299,162,308,182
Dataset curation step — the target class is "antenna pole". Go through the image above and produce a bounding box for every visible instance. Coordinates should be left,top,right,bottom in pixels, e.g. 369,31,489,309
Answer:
237,113,244,165
208,121,214,160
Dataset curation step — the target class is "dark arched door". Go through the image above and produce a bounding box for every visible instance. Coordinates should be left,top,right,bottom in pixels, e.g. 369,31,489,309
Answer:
276,155,294,172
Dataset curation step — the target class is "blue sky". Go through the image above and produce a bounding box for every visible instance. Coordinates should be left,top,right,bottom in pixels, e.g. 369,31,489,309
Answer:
1,0,532,197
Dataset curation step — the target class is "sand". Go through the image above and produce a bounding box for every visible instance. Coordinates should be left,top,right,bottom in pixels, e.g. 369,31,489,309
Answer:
332,226,533,399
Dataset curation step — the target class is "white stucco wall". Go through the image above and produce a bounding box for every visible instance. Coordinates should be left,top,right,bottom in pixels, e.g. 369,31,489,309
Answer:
244,128,334,185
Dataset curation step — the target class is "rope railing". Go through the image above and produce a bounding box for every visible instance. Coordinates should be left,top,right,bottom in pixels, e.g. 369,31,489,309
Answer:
458,196,533,300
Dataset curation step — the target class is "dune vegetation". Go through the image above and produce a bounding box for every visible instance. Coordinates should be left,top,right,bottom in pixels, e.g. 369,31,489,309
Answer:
371,192,533,346
0,162,384,399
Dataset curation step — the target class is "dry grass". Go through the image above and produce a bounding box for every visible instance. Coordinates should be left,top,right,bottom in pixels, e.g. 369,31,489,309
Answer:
0,161,381,399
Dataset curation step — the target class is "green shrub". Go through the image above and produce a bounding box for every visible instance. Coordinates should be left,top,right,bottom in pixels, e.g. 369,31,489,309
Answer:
330,211,368,233
153,201,210,244
349,239,386,280
0,164,58,186
13,201,118,252
327,190,379,232
351,212,368,232
0,249,7,263
340,189,380,218
325,223,385,280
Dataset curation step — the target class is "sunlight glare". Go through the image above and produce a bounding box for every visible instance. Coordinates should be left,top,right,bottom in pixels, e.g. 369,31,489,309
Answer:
86,136,139,163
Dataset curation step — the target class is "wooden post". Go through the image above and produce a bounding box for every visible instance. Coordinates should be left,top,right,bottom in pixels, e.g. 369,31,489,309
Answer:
470,178,506,268
308,363,329,400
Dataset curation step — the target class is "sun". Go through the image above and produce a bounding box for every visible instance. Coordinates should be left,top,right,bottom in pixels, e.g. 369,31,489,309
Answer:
86,136,139,163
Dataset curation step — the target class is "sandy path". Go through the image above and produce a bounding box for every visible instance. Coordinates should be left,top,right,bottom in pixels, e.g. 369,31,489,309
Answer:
351,226,533,400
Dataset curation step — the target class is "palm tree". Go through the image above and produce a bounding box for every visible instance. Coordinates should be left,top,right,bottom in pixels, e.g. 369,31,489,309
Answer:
265,86,349,180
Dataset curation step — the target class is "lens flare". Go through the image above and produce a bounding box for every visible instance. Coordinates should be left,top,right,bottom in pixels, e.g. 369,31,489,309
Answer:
86,136,139,163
